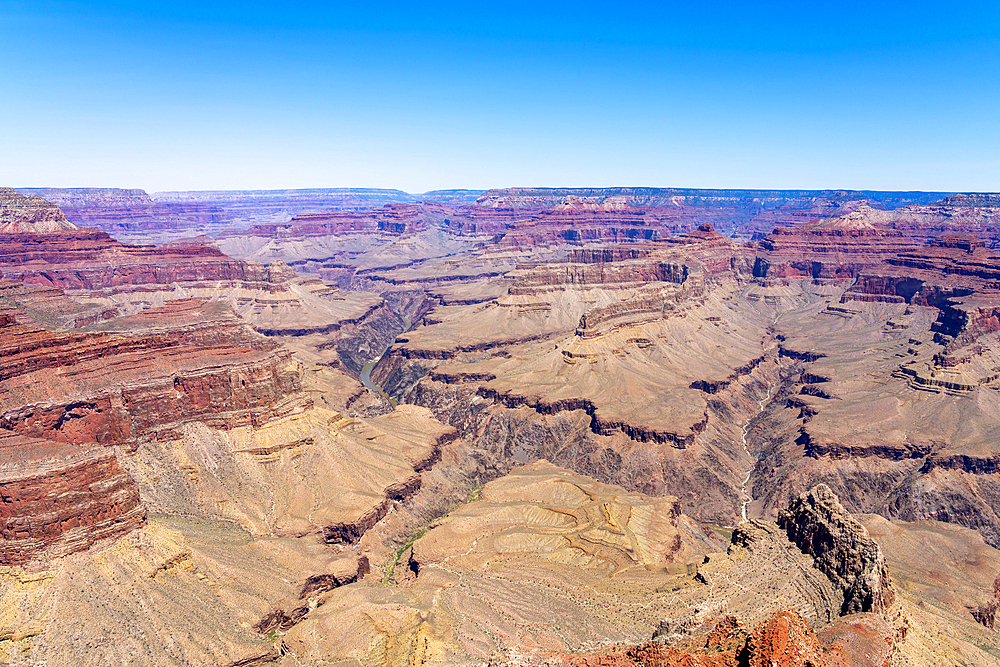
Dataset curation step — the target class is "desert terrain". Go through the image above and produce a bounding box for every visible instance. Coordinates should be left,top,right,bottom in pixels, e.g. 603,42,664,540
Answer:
1,186,999,666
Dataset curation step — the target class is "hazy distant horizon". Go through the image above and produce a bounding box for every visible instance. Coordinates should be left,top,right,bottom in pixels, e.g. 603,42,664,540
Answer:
13,184,972,198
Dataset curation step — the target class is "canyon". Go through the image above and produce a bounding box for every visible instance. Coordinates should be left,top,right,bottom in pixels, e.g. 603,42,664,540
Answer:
1,185,999,666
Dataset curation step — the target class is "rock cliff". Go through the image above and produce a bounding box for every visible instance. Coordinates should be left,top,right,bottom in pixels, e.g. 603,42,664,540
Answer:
777,484,894,615
0,431,145,565
0,188,79,233
754,208,922,281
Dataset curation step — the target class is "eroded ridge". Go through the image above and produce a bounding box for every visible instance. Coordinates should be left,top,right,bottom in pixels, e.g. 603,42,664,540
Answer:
778,484,894,615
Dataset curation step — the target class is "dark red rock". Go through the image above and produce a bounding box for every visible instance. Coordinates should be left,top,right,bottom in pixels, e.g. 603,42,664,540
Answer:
0,430,146,565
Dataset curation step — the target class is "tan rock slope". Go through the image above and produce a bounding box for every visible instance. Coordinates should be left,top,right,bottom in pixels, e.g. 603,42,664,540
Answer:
276,470,902,666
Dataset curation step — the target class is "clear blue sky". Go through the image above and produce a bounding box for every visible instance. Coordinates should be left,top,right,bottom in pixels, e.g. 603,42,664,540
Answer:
2,1,998,193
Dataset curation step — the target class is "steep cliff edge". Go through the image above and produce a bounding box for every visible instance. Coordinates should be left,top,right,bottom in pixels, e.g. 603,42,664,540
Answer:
0,296,310,569
777,484,894,615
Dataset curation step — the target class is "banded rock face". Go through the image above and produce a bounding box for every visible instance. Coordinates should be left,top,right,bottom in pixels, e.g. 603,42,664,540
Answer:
0,305,308,448
0,431,145,565
0,188,79,234
754,208,922,281
0,297,309,567
778,484,894,615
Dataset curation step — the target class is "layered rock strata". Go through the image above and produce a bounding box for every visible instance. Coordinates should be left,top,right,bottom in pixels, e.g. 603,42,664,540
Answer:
373,228,777,524
0,306,307,448
0,188,79,233
754,208,922,281
464,187,947,240
0,431,146,565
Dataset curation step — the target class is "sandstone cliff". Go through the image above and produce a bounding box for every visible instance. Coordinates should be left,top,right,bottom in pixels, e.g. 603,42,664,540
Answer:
0,431,145,565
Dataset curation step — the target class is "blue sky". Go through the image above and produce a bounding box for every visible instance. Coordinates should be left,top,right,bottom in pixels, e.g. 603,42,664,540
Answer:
1,1,998,193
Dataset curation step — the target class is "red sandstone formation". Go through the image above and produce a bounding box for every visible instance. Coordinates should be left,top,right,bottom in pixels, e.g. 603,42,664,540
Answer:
0,294,309,565
0,304,308,448
12,188,228,240
0,187,80,233
0,227,279,292
566,608,893,667
845,233,1000,305
0,189,296,298
754,207,922,281
0,430,146,565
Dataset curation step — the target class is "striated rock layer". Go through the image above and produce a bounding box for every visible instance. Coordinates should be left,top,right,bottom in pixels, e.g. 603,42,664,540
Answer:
0,296,310,568
0,188,79,234
753,207,922,281
0,431,146,565
0,303,308,448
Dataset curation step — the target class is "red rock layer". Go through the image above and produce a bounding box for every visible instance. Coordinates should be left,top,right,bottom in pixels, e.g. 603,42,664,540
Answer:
566,609,893,667
0,296,309,563
13,188,229,236
0,229,277,292
0,281,121,329
0,430,146,565
0,299,308,448
846,234,1000,305
754,212,922,281
511,226,749,294
843,235,1000,354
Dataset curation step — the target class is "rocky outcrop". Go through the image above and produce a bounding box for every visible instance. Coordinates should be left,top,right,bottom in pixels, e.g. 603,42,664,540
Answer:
510,259,690,293
777,484,894,615
562,608,893,667
970,572,1000,630
575,279,704,338
0,431,146,565
0,188,79,233
254,555,371,634
874,192,1000,245
220,201,450,243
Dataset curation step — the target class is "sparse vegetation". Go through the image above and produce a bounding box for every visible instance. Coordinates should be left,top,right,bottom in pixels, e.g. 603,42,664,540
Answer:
383,526,428,583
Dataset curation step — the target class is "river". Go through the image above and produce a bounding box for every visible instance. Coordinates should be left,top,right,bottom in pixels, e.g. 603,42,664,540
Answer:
359,316,411,399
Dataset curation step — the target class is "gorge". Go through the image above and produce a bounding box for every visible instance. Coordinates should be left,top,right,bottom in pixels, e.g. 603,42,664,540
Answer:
1,186,999,666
